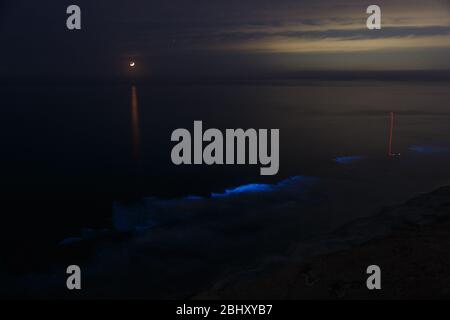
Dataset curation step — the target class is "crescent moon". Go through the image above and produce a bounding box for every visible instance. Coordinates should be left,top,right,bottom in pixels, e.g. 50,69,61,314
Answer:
130,62,135,67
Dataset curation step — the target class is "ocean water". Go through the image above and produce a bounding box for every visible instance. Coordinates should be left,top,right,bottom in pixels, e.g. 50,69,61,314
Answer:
1,80,450,281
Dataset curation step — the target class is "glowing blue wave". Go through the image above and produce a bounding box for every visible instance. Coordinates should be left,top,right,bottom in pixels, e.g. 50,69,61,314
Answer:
409,145,450,154
334,156,365,164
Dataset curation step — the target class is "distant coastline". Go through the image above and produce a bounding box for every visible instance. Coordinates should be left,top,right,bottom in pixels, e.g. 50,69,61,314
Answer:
2,69,450,86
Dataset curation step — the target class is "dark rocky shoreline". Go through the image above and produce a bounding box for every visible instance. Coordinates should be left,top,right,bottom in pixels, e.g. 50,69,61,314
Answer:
196,186,450,299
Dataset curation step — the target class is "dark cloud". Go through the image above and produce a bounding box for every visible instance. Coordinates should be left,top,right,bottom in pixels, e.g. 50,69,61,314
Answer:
175,26,450,44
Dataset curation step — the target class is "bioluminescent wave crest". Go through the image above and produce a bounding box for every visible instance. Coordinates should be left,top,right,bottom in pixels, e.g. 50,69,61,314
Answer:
57,175,319,242
409,145,450,154
108,175,319,232
334,156,365,164
210,176,305,198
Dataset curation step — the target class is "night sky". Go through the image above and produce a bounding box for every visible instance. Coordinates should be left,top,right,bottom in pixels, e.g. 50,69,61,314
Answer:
1,0,450,79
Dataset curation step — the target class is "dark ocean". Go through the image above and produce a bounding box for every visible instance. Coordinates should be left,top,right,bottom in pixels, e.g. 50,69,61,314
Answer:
1,80,450,294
